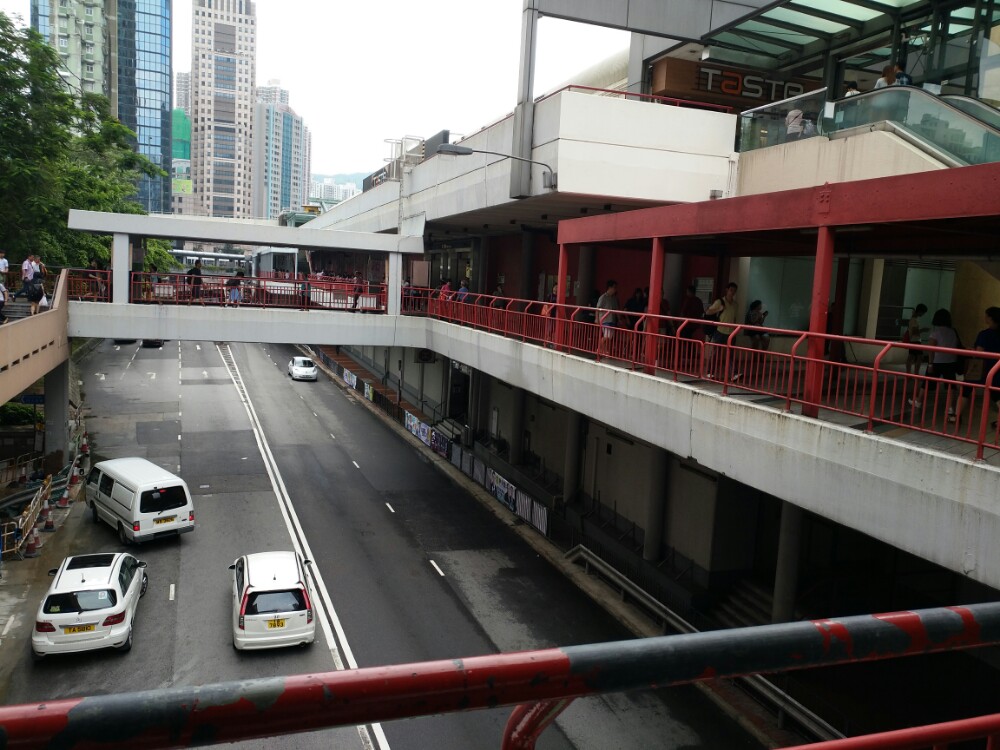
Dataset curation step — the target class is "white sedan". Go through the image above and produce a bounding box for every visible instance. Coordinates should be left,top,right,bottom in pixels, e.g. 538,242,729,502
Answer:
287,356,318,381
230,551,316,651
32,553,148,659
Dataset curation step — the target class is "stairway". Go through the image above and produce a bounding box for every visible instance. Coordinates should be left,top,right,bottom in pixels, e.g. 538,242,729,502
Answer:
711,579,775,629
3,298,39,323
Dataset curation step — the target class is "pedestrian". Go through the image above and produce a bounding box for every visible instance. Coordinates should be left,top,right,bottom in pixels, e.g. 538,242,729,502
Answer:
904,304,929,377
893,63,912,86
874,64,895,89
226,270,244,306
25,271,44,315
456,278,470,302
911,309,960,420
188,259,203,302
14,254,33,301
542,283,558,345
0,278,8,324
0,250,8,288
679,285,705,340
704,282,740,380
624,287,645,330
352,271,364,310
595,279,619,359
953,307,1000,427
844,80,860,97
745,299,770,350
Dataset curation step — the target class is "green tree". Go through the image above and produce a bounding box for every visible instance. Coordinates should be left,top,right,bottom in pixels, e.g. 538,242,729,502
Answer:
0,13,166,269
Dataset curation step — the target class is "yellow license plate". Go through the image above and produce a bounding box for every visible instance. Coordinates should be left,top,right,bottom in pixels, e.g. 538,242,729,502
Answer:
154,516,176,525
266,619,286,629
64,624,95,634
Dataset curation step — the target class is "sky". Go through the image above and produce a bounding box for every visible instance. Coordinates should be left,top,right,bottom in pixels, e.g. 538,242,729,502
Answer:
0,1,629,176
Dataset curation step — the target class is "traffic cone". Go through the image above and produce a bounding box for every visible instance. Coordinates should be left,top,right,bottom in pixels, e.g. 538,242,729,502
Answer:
42,508,55,532
69,468,79,486
23,528,39,557
57,486,70,509
79,433,90,456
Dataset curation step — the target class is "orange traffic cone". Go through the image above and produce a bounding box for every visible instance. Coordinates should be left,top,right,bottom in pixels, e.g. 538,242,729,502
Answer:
42,508,55,532
80,433,90,455
57,487,70,509
23,528,39,557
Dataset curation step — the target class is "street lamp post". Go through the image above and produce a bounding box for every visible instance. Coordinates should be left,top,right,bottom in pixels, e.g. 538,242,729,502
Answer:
435,143,557,189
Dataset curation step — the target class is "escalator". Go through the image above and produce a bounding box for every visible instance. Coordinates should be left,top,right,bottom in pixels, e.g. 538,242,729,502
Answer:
739,86,1000,167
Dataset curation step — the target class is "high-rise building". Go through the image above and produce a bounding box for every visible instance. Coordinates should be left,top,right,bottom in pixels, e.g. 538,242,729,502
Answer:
257,79,289,106
176,71,191,115
190,0,257,218
31,0,172,214
171,108,194,215
251,92,311,219
116,0,172,213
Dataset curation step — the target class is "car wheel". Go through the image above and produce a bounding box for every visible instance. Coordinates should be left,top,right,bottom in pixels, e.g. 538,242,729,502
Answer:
118,523,130,546
140,573,148,597
91,503,99,524
117,627,133,653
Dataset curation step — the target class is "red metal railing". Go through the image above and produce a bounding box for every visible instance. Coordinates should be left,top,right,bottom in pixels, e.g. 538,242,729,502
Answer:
789,713,1000,749
2,603,1000,749
404,288,1000,460
66,269,111,302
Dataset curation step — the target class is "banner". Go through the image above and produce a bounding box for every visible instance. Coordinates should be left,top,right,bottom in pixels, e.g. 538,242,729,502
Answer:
342,369,357,389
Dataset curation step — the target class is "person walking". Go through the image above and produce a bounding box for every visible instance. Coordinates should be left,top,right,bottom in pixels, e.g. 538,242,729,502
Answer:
904,304,929,379
14,254,33,301
352,271,364,310
0,250,9,289
188,259,203,303
704,282,740,380
745,299,770,351
953,307,1000,427
911,309,960,421
595,279,620,359
0,278,8,324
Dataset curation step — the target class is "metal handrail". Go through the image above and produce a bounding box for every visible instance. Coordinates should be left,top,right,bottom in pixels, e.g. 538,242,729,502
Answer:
565,545,843,742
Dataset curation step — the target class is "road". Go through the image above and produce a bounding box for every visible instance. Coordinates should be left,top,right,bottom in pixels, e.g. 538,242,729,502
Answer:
0,339,759,750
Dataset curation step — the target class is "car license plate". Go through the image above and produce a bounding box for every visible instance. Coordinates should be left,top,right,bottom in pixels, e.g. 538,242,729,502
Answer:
267,618,286,629
154,516,176,525
64,624,95,634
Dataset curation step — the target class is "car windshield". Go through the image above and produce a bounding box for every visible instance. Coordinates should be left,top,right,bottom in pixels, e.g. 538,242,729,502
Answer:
295,359,314,368
43,589,117,614
246,588,305,615
139,485,187,513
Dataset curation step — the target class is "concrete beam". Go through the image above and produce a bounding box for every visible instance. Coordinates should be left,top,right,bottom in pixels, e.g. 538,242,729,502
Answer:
68,210,425,255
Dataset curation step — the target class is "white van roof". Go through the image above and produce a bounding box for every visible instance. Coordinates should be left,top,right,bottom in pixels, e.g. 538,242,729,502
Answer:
94,457,184,485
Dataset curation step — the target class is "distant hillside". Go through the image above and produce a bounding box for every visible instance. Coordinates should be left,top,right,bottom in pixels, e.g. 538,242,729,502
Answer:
312,172,368,187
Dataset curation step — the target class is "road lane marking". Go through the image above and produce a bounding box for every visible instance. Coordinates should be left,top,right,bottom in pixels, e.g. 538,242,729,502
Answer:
196,344,201,351
169,584,175,601
330,433,336,439
216,344,388,750
429,561,445,577
385,503,395,513
352,461,360,469
147,372,156,380
2,616,15,637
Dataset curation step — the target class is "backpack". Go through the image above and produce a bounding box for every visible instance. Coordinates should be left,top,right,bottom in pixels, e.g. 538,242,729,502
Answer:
26,280,43,302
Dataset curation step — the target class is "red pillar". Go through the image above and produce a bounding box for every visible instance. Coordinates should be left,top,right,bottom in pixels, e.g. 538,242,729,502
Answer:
803,226,835,418
644,237,665,373
555,244,569,350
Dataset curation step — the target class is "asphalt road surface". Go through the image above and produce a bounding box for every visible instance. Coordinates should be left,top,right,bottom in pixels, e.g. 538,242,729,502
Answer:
0,339,759,750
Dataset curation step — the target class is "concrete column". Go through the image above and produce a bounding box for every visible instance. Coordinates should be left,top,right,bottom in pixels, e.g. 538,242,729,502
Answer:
555,243,569,349
772,501,804,623
577,245,595,305
561,411,583,505
44,360,69,466
510,0,539,199
644,237,665,373
472,236,488,292
112,232,131,304
387,251,402,315
663,252,683,312
508,387,527,464
803,226,835,418
860,259,885,339
643,450,669,562
520,232,535,299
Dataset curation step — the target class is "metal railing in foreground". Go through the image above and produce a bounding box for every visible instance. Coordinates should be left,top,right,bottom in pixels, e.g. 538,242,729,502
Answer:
404,288,1000,460
2,604,1000,749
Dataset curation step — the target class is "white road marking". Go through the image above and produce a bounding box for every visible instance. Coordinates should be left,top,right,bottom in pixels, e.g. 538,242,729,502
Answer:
114,345,120,351
385,503,395,513
178,411,182,417
199,484,210,489
429,560,445,577
313,412,318,417
241,456,248,460
202,370,208,378
147,372,156,380
196,344,201,351
330,433,336,440
2,616,15,637
352,461,360,469
168,584,175,601
217,345,389,750
96,373,106,381
177,435,181,441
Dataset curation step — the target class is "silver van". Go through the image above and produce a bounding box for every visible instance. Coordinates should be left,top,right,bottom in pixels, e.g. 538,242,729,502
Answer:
86,458,195,545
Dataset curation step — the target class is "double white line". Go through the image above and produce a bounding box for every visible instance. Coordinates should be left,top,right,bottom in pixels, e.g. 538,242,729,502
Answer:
218,344,390,750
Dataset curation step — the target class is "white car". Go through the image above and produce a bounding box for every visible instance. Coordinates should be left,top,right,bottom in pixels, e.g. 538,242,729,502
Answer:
287,356,318,381
32,553,148,659
230,551,316,651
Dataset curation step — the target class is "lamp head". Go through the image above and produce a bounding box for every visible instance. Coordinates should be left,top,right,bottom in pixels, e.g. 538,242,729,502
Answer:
436,143,476,157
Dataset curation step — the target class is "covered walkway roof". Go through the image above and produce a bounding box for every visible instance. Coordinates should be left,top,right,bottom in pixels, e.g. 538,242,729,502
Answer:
68,211,425,254
557,160,1000,259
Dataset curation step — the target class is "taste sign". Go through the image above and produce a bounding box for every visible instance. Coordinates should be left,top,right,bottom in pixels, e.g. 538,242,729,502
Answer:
699,66,805,101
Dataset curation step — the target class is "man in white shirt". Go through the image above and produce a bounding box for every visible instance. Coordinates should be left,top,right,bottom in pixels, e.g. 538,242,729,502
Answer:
13,255,33,301
0,250,9,282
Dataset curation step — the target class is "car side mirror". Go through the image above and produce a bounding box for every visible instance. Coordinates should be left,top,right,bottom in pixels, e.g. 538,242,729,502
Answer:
304,559,312,566
137,561,147,568
48,569,57,576
228,563,236,570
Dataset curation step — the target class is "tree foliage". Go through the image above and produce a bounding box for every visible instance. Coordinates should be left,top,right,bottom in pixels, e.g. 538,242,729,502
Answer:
0,13,167,269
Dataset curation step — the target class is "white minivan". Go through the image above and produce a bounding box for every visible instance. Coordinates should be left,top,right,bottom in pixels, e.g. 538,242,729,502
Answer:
86,457,195,545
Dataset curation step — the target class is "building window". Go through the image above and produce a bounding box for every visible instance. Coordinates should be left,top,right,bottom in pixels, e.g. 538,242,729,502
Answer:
58,36,68,48
85,5,93,14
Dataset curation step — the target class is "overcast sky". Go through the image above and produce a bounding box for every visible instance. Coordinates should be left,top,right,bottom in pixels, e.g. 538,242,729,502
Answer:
1,1,629,176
